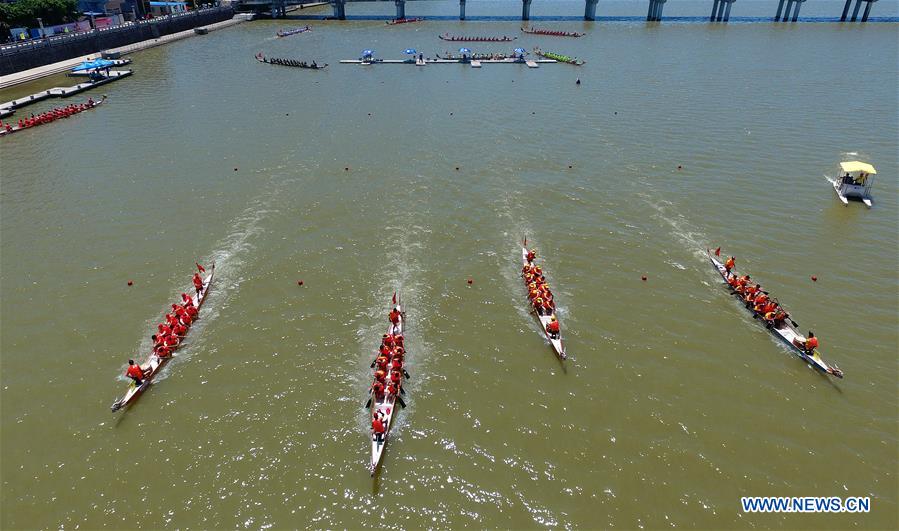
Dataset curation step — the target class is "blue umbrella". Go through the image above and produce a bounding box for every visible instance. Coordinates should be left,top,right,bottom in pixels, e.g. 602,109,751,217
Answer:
71,59,116,72
459,47,471,54
514,47,526,54
362,49,374,56
403,48,417,55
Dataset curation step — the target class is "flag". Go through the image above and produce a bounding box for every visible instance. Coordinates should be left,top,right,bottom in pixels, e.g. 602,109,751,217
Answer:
196,262,206,273
392,292,397,304
714,247,721,257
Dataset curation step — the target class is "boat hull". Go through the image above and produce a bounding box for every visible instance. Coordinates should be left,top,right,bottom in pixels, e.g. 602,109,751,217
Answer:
521,247,566,360
707,251,842,379
111,265,215,412
370,302,405,475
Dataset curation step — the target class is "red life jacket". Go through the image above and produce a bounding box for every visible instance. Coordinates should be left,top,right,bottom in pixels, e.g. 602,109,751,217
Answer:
126,365,143,379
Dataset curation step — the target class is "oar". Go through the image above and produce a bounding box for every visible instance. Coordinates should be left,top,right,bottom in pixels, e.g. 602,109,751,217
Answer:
403,368,411,379
396,395,406,408
364,390,373,409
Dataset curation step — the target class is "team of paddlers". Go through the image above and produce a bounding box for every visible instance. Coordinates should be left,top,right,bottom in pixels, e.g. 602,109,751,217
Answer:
522,249,560,337
256,52,322,69
124,265,208,387
439,33,515,42
521,27,585,37
722,255,819,354
0,96,102,135
370,306,408,442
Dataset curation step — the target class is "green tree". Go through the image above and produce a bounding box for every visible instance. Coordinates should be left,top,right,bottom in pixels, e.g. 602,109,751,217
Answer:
0,0,79,34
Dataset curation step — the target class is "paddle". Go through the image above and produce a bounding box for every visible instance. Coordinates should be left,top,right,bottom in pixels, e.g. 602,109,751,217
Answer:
396,395,406,408
403,369,411,379
364,390,372,409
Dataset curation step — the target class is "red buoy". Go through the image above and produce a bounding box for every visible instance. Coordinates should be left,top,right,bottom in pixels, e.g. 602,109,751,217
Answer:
298,280,304,286
641,275,647,281
127,280,133,286
467,278,473,285
811,276,817,282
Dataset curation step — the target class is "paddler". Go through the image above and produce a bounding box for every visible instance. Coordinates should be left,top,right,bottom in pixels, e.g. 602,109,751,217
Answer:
394,334,404,348
374,369,387,383
526,248,536,263
546,316,560,337
388,307,401,325
371,380,385,398
724,257,735,275
125,360,146,386
375,355,388,371
192,272,204,297
801,332,819,353
372,413,386,442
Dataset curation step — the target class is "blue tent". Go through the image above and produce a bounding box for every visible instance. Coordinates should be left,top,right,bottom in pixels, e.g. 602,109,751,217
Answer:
514,47,526,54
459,47,471,54
71,59,115,71
403,48,416,55
362,49,374,56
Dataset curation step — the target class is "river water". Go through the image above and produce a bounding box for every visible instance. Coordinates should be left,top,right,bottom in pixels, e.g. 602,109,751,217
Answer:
1,2,897,528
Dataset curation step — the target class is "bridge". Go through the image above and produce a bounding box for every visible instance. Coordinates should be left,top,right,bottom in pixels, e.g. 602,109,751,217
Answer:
235,0,881,23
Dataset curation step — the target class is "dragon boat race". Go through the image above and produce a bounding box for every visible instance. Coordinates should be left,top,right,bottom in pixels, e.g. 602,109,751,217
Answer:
1,0,897,528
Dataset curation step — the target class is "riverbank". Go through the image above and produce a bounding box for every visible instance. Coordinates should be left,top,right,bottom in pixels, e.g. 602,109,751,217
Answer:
0,15,249,90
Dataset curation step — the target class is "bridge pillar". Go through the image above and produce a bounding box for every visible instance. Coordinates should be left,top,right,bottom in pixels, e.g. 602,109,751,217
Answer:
775,0,786,20
840,0,852,19
860,0,877,22
723,0,733,21
850,0,863,19
790,0,804,21
710,0,720,20
333,0,346,20
522,0,532,20
460,0,465,20
396,0,405,19
585,0,598,20
647,0,666,21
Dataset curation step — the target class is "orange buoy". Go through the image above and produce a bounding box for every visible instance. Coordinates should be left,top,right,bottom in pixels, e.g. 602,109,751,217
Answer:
467,278,473,285
811,276,817,282
641,275,647,281
298,280,304,286
127,280,133,286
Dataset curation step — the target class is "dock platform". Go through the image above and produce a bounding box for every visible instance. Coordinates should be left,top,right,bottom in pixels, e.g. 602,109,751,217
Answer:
0,70,132,112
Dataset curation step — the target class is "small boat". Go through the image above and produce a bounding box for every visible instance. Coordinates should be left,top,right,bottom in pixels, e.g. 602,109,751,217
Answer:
110,264,216,412
439,33,516,42
370,295,407,475
707,250,843,379
832,160,876,208
255,53,327,69
386,17,423,25
0,96,106,137
521,26,585,37
521,242,566,360
533,47,585,65
276,26,311,38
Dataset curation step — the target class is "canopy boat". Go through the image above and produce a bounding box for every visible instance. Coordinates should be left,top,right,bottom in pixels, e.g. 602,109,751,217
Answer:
255,53,327,69
386,17,423,25
707,250,843,379
439,33,516,42
521,27,585,37
521,242,566,360
533,47,584,65
0,96,106,137
833,160,876,208
110,264,215,412
370,295,407,476
276,26,310,37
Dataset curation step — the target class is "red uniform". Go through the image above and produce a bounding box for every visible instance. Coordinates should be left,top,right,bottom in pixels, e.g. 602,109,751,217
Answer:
372,417,386,434
806,337,819,350
193,273,203,292
546,321,560,334
126,365,144,379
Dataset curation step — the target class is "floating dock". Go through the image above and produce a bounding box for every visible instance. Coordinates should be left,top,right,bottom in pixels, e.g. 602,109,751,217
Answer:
0,70,132,113
339,58,557,66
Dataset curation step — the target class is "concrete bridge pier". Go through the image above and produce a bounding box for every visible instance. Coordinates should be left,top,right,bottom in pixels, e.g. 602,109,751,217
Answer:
845,0,878,21
333,0,346,20
522,0,532,20
647,0,666,21
460,0,466,20
585,0,599,21
395,0,405,19
775,0,804,21
711,0,735,21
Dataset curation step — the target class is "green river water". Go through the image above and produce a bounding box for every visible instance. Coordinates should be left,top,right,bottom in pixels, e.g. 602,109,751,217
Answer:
1,5,897,529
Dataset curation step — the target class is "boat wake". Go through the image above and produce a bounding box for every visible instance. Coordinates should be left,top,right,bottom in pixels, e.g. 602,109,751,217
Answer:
117,178,283,384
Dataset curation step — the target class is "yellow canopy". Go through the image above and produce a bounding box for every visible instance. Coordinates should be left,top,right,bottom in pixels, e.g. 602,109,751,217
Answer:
840,161,877,175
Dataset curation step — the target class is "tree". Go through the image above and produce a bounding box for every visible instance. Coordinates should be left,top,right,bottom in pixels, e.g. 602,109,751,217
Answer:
0,0,79,31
